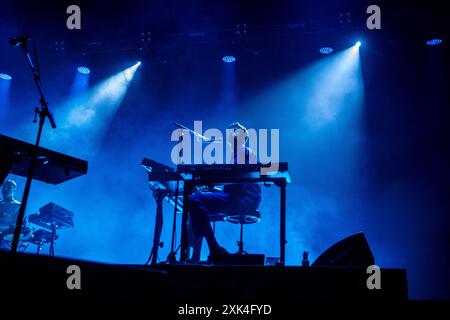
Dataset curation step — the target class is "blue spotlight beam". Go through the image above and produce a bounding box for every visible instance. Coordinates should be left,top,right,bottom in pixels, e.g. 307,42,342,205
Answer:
218,55,237,118
306,45,363,128
71,69,90,95
1,74,12,114
238,43,365,267
44,61,142,157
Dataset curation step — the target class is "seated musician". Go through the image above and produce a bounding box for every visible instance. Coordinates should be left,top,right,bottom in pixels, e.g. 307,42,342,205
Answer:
187,122,261,262
0,179,22,248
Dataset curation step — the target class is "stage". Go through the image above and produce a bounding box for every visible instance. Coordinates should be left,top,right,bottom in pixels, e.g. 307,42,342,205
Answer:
1,0,448,304
0,251,407,302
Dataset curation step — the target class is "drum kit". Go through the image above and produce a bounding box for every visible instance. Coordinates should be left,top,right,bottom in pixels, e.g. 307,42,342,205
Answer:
0,202,73,255
0,224,58,253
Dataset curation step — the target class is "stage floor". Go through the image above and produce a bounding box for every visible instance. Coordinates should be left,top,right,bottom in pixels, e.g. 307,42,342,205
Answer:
0,250,407,302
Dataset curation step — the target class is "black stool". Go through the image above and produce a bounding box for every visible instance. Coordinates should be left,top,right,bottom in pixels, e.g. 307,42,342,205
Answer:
208,213,227,235
224,210,261,254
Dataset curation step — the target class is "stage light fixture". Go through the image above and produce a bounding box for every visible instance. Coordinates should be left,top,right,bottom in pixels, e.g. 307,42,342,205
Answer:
0,73,12,81
355,41,361,47
319,47,334,55
426,39,443,46
77,66,91,75
222,56,236,63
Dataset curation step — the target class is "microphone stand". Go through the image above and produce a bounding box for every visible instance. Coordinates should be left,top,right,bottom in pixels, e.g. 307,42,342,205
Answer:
11,39,56,254
166,132,183,263
166,122,220,263
173,122,221,144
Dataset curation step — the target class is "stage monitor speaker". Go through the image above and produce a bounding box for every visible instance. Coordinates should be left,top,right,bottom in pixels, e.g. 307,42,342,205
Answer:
312,232,374,268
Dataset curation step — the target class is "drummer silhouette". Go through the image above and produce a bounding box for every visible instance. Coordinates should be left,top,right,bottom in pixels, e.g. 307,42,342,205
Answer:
0,179,22,248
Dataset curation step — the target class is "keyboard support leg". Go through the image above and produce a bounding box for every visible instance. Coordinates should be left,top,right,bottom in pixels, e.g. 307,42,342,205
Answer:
180,182,193,262
279,180,287,266
147,190,164,265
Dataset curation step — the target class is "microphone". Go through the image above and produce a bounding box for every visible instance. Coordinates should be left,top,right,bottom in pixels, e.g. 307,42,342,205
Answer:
9,35,31,47
173,122,221,143
173,122,187,130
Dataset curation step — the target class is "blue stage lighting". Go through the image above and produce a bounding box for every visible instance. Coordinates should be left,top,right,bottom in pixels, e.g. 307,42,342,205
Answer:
77,66,91,75
222,56,236,63
355,41,361,47
319,47,334,55
123,61,142,81
426,39,443,46
66,62,141,128
0,73,12,81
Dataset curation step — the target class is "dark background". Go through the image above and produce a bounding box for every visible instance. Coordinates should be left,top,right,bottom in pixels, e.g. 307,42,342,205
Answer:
0,0,449,299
